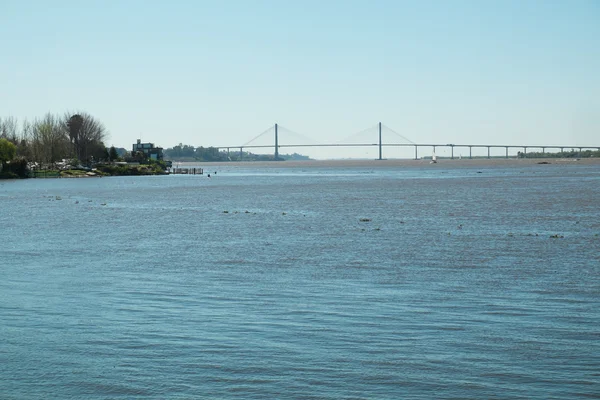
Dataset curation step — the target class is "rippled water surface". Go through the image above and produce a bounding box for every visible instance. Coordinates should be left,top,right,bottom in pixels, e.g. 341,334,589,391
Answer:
1,163,599,399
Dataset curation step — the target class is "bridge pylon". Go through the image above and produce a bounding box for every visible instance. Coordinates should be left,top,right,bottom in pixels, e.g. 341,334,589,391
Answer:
378,122,383,160
274,123,279,160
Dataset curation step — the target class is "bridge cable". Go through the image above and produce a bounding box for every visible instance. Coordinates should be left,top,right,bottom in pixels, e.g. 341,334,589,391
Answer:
381,124,415,144
277,125,320,145
336,124,379,144
242,125,275,147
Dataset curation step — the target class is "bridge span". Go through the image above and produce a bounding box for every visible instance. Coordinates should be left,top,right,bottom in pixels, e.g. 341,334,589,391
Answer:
214,123,599,160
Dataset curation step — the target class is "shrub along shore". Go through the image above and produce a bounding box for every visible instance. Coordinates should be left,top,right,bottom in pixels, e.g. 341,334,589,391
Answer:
20,162,169,179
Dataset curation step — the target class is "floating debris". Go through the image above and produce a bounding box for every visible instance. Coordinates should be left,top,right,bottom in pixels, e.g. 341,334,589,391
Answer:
245,210,250,214
282,212,287,215
55,196,62,200
549,234,564,239
359,218,371,222
223,210,229,213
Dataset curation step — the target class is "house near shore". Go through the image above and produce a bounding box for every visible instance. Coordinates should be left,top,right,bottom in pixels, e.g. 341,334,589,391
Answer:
132,139,164,161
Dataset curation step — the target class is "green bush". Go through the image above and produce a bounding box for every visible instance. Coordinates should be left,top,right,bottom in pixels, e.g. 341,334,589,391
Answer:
0,157,28,179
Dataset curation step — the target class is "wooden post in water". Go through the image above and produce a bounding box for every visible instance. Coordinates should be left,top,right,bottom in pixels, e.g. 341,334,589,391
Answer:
505,147,509,159
469,146,472,159
414,145,418,160
487,146,490,159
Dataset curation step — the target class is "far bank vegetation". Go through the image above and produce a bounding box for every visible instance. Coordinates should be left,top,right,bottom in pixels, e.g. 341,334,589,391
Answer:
518,149,600,159
164,143,310,162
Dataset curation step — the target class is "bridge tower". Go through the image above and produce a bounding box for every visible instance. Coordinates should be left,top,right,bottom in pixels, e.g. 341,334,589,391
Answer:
378,122,382,160
274,123,279,160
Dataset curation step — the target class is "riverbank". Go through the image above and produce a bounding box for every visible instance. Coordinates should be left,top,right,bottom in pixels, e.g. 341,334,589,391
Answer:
0,163,169,179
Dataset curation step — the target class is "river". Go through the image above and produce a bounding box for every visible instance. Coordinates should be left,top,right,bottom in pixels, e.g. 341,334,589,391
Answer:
1,161,599,399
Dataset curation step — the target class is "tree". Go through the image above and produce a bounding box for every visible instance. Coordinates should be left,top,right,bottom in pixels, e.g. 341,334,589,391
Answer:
87,141,108,162
0,138,17,169
0,116,18,143
109,146,119,161
63,112,108,163
17,119,33,160
0,111,110,165
67,114,84,159
32,113,69,164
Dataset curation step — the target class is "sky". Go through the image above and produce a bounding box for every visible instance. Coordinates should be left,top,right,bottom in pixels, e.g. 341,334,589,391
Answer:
1,0,599,159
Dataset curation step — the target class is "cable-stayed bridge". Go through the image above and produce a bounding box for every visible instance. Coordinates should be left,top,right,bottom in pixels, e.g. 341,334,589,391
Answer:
215,123,599,160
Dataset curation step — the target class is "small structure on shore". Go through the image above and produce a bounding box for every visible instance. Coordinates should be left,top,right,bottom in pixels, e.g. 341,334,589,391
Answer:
133,139,164,161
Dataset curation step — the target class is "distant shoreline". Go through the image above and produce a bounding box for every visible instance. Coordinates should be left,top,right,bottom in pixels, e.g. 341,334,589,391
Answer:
175,158,600,169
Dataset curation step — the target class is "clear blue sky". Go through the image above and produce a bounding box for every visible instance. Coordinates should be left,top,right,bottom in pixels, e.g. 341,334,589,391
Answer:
1,0,598,158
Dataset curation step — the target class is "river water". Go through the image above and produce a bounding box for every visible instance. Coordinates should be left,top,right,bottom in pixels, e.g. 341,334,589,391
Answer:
1,162,599,399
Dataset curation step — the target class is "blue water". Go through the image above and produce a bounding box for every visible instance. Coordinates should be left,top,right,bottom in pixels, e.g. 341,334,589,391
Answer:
1,163,599,399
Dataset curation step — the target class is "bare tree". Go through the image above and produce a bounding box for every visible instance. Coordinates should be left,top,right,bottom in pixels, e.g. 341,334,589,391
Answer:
0,116,18,143
32,113,69,164
17,119,33,159
63,111,108,162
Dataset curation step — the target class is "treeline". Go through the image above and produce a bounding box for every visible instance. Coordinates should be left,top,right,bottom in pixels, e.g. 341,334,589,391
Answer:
165,144,222,161
164,143,311,162
518,149,600,159
0,112,110,165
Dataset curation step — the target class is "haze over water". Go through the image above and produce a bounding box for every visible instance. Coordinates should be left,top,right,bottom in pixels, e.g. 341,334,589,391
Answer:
1,162,599,399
